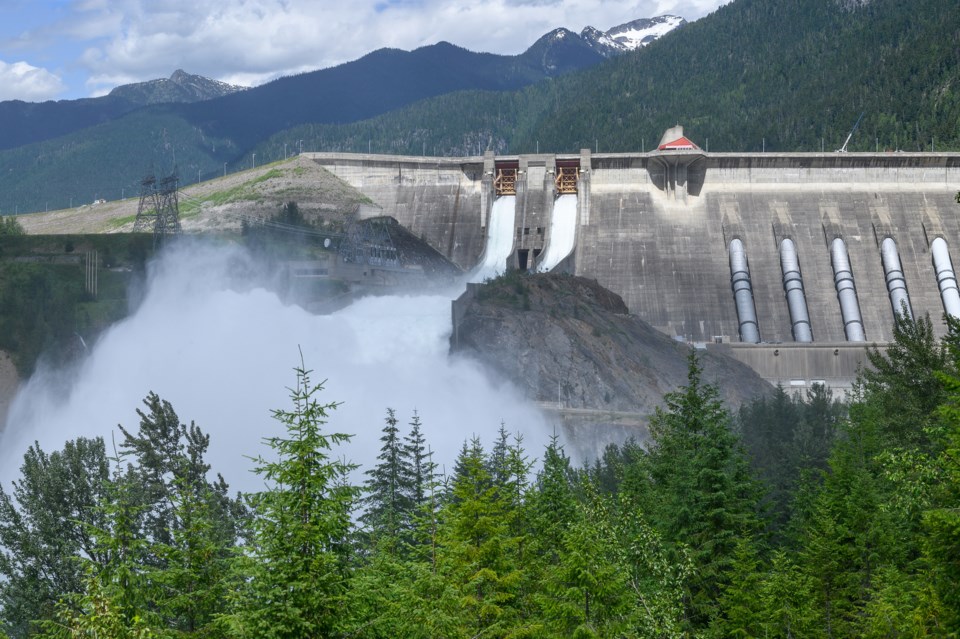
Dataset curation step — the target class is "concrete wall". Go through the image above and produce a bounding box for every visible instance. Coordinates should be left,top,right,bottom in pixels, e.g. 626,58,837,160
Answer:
309,150,960,385
308,153,486,270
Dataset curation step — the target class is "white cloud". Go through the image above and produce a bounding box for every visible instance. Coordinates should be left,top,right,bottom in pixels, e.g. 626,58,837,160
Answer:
65,0,723,95
0,60,65,101
0,0,726,99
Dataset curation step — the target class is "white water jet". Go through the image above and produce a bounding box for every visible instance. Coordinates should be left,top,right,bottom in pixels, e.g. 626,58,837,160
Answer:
469,196,516,282
537,194,577,272
0,240,550,491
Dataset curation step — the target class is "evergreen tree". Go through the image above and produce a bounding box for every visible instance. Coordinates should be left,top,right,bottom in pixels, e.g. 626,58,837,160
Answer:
0,438,110,637
119,393,244,634
35,453,161,639
360,408,414,543
862,311,951,451
439,436,531,637
226,359,357,639
403,410,437,516
529,435,577,558
644,352,761,628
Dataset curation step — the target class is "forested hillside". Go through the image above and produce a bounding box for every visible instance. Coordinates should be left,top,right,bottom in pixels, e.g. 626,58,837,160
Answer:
1,309,958,637
2,0,958,215
267,0,960,157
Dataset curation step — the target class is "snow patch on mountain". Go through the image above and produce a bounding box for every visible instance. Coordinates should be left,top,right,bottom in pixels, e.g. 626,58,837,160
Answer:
608,15,687,49
579,15,687,58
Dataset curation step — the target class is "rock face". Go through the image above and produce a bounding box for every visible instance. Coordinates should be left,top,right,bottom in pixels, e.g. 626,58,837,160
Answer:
451,273,771,420
108,69,246,106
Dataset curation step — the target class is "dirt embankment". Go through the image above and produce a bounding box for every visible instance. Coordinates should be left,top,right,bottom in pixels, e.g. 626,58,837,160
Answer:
15,155,374,235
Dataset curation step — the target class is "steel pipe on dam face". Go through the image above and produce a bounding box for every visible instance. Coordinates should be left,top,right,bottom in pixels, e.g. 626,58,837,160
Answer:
728,239,760,343
880,237,913,320
830,238,865,342
931,237,960,319
779,238,813,342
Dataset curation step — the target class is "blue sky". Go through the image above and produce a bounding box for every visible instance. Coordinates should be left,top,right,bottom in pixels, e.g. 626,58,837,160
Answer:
0,0,727,102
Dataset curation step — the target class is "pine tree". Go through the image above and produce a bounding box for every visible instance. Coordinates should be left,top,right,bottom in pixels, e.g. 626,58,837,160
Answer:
361,408,414,543
439,436,531,637
644,352,761,628
403,410,437,515
226,359,357,639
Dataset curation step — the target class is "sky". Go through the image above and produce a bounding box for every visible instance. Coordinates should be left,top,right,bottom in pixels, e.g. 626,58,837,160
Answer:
0,0,727,103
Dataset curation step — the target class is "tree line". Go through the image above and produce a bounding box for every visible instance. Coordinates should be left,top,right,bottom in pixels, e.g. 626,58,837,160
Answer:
1,311,959,637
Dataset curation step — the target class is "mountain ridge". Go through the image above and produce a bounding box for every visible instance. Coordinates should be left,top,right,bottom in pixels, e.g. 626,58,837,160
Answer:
0,14,684,156
108,69,247,106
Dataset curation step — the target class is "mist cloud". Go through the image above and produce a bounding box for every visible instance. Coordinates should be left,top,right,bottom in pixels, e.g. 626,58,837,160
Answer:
0,240,551,492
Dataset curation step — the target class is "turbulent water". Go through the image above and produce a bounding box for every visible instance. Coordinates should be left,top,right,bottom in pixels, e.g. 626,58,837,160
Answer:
0,240,549,491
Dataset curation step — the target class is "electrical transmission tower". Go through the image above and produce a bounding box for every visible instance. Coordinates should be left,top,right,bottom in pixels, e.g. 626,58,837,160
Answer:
133,171,182,246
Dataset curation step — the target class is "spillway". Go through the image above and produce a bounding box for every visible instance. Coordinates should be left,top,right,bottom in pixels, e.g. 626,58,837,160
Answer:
538,194,578,272
470,196,516,282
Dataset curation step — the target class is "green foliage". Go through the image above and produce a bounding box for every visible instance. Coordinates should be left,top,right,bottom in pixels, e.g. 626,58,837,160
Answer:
645,352,762,627
737,384,846,532
9,314,960,636
360,408,417,544
0,263,89,376
226,358,357,638
924,361,960,632
0,439,110,636
0,218,24,237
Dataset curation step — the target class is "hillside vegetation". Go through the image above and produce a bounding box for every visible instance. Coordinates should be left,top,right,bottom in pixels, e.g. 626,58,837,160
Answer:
2,0,958,215
2,312,960,636
269,0,960,157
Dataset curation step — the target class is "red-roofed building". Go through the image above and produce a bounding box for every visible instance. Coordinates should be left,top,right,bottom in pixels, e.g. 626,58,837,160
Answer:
658,135,699,151
657,125,700,151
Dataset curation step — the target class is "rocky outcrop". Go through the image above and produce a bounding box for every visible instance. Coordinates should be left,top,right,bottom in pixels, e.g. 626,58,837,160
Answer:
451,272,771,420
0,351,20,433
109,69,246,106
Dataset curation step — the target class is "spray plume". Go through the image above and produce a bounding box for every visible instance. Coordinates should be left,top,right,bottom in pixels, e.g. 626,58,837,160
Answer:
0,240,550,491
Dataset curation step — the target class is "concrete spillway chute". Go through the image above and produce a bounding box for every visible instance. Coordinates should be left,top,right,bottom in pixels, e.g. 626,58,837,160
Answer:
780,238,813,342
830,238,866,341
931,237,960,319
880,237,913,320
728,239,760,343
469,195,516,282
537,194,578,272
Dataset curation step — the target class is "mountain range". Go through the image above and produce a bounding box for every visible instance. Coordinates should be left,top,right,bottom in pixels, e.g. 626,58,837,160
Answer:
0,16,683,154
2,0,959,216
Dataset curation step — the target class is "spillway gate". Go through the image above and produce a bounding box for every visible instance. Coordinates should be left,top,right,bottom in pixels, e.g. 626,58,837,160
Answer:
554,165,578,194
494,166,518,196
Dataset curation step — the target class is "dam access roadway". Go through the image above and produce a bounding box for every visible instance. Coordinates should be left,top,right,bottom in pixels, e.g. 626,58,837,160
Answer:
309,148,960,394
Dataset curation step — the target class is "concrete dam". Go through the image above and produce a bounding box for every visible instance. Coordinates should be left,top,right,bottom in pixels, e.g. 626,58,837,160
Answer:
307,145,960,393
